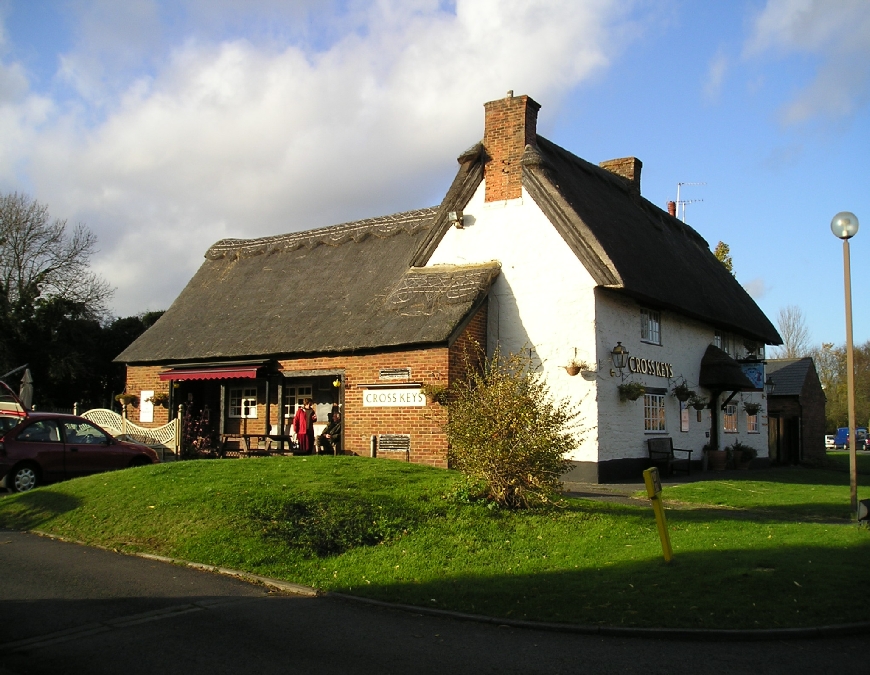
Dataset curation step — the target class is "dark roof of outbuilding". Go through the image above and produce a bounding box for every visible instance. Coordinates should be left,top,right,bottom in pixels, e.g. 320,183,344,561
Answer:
414,137,781,345
117,209,500,363
767,358,817,397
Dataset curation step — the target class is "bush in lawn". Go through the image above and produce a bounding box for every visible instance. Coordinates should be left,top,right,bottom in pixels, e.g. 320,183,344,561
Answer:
446,345,581,509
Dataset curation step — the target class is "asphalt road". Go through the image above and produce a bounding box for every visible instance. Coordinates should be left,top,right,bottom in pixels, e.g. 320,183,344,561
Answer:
1,529,868,675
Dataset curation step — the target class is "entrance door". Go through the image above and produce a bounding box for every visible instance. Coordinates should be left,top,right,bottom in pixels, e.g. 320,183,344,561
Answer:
283,384,313,429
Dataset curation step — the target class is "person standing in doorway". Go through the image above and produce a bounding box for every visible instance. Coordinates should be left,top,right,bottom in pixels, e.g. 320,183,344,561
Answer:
293,398,317,455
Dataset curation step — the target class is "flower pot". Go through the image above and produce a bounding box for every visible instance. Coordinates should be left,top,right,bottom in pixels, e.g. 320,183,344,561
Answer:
707,449,728,471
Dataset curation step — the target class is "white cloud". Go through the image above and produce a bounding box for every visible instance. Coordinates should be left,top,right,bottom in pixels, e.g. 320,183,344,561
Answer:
703,49,728,103
742,277,768,300
744,0,870,124
0,0,636,316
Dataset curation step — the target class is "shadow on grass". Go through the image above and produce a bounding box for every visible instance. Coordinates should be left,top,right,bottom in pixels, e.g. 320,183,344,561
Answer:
335,540,870,630
0,490,82,530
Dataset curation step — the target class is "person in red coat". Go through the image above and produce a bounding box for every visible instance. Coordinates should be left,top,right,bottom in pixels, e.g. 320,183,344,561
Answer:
292,398,317,455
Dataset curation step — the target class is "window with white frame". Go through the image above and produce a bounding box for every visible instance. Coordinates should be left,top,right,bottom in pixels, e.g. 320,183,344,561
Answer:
724,404,738,433
229,387,258,419
641,308,661,345
747,413,759,433
644,393,667,432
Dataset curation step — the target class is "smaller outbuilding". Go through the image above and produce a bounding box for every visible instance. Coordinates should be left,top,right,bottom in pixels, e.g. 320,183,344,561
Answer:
766,358,826,465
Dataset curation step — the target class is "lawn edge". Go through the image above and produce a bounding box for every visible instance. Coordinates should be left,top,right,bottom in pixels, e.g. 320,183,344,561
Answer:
26,528,870,640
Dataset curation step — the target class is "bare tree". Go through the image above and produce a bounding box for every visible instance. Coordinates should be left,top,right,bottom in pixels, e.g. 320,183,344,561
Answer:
0,192,113,318
773,305,811,358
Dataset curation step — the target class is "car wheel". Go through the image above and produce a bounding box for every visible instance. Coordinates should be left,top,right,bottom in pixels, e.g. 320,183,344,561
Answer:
129,456,152,468
10,463,39,493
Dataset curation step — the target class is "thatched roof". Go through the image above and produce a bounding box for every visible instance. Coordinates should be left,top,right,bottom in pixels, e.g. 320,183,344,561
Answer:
414,138,781,346
117,209,499,363
698,345,755,391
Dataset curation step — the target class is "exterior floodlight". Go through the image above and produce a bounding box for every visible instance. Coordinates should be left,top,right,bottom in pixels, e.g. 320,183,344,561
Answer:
831,211,859,240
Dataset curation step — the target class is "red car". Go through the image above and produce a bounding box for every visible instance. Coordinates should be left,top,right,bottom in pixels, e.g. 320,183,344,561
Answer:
0,387,159,493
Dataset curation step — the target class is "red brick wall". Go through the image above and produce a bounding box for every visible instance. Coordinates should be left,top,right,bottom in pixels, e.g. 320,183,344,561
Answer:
483,93,540,203
124,304,489,469
124,365,171,425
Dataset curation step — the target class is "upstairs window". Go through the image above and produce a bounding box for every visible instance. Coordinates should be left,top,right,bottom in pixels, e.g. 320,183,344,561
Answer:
229,387,258,419
641,308,661,345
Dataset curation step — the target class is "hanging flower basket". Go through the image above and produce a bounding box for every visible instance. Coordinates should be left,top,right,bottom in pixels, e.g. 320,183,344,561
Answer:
743,402,761,415
147,392,170,408
618,382,646,402
115,393,138,407
688,394,708,410
565,358,589,377
421,384,449,405
671,382,694,402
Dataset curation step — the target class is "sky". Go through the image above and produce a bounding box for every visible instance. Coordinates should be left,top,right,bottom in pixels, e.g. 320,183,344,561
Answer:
0,0,868,349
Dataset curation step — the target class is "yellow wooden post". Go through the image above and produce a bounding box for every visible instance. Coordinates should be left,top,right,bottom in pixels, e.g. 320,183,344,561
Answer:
643,467,673,563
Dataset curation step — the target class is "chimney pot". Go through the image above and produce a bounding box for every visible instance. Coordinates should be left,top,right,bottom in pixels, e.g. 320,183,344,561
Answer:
667,201,677,217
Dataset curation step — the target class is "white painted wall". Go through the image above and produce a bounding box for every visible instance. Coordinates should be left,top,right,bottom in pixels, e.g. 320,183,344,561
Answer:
595,291,769,461
427,186,599,462
428,183,769,467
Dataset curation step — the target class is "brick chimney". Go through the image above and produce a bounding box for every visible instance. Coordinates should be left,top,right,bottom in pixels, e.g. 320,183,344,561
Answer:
483,91,541,202
599,157,642,194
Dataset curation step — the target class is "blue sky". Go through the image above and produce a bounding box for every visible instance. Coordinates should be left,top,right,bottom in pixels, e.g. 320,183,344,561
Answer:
0,0,868,349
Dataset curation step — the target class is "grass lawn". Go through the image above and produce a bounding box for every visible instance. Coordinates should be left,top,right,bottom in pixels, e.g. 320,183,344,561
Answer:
1,456,868,630
825,450,870,475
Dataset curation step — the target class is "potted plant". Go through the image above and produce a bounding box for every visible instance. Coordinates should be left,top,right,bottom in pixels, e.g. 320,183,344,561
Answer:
671,381,695,402
729,441,757,469
148,392,170,408
704,443,728,471
743,401,761,416
618,381,646,402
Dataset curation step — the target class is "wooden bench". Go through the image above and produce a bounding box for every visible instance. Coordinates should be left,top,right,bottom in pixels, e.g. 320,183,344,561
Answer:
647,437,693,476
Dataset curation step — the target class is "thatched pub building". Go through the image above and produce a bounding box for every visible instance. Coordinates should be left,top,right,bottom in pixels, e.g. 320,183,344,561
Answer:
117,93,781,481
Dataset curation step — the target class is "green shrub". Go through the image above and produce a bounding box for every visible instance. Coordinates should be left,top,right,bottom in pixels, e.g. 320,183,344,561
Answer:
445,345,581,509
250,493,420,558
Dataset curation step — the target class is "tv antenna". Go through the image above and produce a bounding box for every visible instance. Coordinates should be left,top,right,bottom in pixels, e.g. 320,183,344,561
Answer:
676,182,705,223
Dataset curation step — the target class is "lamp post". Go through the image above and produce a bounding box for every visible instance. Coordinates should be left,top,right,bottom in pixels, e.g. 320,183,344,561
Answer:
831,211,859,516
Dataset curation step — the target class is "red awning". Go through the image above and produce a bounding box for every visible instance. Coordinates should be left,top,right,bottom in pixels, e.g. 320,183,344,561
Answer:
159,366,261,381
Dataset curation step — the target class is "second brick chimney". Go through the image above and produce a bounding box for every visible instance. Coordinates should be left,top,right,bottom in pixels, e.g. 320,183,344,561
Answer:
599,157,643,195
483,91,541,202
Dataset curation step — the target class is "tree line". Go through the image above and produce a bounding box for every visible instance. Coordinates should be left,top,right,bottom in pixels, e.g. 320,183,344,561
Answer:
0,192,161,411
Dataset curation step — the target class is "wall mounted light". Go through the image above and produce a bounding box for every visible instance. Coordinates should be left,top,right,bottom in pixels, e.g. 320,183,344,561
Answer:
611,342,629,377
448,210,464,229
764,375,776,396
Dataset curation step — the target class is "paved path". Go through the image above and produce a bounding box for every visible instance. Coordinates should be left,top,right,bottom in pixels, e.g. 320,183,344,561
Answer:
2,529,869,675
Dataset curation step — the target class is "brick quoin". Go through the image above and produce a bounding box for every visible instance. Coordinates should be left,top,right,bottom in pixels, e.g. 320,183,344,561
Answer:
124,304,488,469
